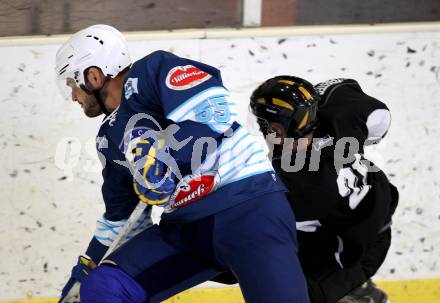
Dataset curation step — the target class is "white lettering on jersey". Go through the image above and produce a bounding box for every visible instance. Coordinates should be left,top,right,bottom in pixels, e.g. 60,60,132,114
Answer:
336,154,371,209
296,220,322,232
108,111,117,126
312,135,333,151
314,78,345,96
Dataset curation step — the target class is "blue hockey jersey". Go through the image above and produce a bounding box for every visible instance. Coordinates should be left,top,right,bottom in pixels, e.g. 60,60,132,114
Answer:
113,50,286,222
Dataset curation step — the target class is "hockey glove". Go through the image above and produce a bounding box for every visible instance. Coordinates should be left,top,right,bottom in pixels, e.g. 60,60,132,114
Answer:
59,256,96,303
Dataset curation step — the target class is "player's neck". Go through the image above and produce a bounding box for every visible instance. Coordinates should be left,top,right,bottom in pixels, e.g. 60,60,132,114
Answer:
105,72,129,112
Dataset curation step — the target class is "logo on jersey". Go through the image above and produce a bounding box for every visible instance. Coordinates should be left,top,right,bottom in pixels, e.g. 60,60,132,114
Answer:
314,78,345,96
124,77,139,99
165,65,212,90
169,172,219,209
312,135,333,151
108,111,117,126
119,126,153,159
96,136,108,151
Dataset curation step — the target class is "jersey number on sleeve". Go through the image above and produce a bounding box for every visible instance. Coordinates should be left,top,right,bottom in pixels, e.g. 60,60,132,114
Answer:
336,155,371,210
195,96,231,123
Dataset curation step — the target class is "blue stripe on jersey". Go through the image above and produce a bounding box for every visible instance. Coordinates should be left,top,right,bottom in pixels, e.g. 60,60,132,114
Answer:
207,122,233,127
167,86,227,121
96,227,119,235
220,169,273,188
196,125,248,172
221,149,266,179
219,141,259,169
207,124,231,133
244,158,268,167
99,218,126,227
222,132,251,154
207,121,233,125
199,127,247,169
95,236,115,243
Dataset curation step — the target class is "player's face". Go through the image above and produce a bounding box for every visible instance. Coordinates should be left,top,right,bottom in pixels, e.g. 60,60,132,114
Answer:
269,122,288,143
269,122,312,152
66,78,102,117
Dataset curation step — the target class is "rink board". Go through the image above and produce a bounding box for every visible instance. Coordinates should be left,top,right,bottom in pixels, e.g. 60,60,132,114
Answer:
1,23,440,302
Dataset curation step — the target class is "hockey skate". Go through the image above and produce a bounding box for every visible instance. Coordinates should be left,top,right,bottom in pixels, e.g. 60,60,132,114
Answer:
336,279,388,303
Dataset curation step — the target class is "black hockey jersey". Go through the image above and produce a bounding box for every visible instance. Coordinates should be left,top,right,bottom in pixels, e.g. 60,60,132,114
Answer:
272,79,398,303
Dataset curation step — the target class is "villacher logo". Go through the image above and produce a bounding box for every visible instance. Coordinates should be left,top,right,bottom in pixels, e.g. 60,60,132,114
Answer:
165,65,212,90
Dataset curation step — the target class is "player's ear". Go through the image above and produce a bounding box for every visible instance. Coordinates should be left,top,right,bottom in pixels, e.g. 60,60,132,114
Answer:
85,67,105,89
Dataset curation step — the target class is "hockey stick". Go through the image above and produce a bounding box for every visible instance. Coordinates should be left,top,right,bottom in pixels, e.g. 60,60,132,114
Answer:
99,201,148,263
59,201,148,303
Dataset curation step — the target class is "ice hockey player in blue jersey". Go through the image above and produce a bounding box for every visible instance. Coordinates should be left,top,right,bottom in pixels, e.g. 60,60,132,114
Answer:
250,76,399,303
55,25,158,303
55,24,310,303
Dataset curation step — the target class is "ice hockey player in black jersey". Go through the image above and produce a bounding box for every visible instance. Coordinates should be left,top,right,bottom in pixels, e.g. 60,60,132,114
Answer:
250,76,399,303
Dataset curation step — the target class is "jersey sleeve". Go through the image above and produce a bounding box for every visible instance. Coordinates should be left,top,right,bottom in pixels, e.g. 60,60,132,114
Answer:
85,208,154,263
315,79,391,147
329,155,398,270
123,51,239,170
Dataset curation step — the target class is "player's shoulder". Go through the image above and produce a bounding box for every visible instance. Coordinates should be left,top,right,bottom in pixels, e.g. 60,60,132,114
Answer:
131,50,221,86
129,50,175,73
123,51,180,98
315,78,350,95
315,78,360,106
314,78,359,123
136,50,178,64
315,78,387,111
315,78,391,145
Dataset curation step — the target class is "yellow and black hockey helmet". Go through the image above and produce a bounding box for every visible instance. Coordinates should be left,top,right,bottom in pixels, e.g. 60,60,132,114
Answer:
250,75,319,138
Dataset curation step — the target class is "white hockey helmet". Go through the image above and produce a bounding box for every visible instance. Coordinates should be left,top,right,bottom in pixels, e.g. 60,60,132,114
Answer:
55,24,131,93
